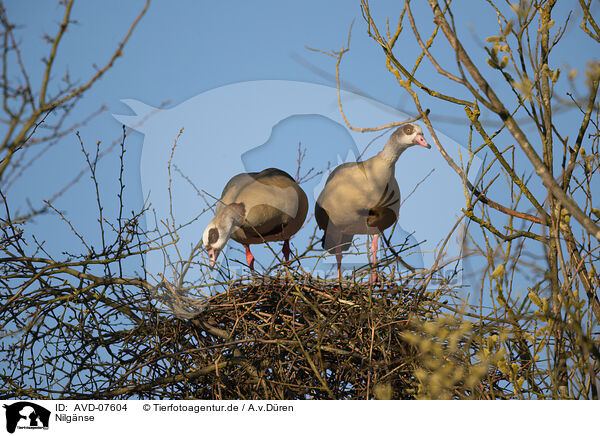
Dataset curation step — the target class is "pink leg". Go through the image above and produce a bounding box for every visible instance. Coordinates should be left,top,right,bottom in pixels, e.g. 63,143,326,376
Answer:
244,244,255,270
336,246,343,280
282,239,291,262
370,234,379,283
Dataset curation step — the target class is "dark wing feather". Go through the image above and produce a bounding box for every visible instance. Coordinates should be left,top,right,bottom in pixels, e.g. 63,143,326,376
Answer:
315,202,354,252
252,168,296,182
366,207,397,231
314,201,329,232
363,181,400,231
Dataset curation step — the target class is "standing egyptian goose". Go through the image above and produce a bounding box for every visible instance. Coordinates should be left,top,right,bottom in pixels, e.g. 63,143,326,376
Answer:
202,168,308,270
315,123,430,281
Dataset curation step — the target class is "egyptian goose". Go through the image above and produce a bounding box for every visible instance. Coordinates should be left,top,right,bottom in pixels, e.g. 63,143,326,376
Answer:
315,123,430,281
202,168,308,270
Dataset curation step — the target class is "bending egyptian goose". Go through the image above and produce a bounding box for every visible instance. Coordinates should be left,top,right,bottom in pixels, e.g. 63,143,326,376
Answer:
202,168,308,270
315,123,430,281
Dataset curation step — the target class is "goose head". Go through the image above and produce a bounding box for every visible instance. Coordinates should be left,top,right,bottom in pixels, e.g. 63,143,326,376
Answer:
202,203,245,268
389,123,430,150
379,123,430,163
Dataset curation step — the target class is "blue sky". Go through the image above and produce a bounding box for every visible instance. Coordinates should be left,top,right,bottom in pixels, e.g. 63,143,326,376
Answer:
4,1,597,302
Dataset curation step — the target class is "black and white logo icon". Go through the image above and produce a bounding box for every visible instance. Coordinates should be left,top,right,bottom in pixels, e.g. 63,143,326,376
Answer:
3,402,50,434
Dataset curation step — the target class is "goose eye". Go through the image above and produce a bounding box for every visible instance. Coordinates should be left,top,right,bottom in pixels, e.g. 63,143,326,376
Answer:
402,124,414,135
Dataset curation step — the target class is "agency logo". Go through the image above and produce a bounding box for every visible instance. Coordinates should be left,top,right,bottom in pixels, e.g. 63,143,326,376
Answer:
114,80,481,316
2,402,50,434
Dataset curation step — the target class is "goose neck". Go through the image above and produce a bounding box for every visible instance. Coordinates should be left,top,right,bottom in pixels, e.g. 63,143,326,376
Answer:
377,140,407,165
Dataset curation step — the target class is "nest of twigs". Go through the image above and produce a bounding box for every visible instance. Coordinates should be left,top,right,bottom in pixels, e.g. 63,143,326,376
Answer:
133,271,441,400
